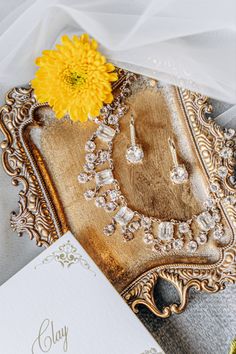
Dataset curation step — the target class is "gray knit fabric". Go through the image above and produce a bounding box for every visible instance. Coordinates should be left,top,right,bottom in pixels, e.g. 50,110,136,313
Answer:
138,280,236,354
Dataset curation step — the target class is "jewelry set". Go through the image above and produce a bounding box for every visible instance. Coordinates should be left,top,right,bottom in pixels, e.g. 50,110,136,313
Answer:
78,73,231,254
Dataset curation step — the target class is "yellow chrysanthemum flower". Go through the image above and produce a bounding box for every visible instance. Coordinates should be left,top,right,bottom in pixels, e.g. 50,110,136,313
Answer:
31,34,118,122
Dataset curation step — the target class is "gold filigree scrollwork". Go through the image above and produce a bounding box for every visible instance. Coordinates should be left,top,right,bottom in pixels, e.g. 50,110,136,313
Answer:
0,87,68,246
0,82,235,318
122,246,236,318
121,88,236,317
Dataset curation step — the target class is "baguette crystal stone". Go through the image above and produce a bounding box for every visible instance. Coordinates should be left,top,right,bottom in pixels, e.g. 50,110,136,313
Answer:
95,169,114,186
197,211,215,231
96,124,116,142
158,222,174,241
114,206,134,226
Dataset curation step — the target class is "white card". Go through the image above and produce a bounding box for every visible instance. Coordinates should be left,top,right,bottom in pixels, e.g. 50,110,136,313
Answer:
0,232,164,354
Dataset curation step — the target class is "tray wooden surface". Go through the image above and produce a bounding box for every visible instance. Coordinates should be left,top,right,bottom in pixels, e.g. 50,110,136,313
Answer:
0,70,235,318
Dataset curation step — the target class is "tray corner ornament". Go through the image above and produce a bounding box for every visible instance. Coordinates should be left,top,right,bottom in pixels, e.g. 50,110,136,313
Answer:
0,75,235,318
0,87,68,247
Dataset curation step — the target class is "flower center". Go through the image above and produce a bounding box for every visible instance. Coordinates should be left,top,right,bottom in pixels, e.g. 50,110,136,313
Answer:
63,68,86,88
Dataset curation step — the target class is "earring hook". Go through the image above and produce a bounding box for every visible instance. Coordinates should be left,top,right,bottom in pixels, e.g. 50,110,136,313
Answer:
130,113,136,146
168,137,178,167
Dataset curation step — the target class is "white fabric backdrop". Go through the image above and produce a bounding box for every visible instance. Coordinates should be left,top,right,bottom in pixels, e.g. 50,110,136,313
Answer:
0,0,236,285
0,0,236,105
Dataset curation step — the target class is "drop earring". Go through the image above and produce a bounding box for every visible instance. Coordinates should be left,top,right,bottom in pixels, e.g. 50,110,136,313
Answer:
168,137,188,184
126,113,144,164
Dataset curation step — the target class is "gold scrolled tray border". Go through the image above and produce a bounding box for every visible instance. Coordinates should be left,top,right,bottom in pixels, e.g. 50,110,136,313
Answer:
0,71,235,319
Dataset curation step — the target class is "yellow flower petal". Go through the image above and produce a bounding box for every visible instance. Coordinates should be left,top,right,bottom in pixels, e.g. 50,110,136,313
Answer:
31,33,118,122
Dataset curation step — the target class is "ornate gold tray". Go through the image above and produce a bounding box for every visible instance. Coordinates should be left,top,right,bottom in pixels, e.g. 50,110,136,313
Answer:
0,70,235,318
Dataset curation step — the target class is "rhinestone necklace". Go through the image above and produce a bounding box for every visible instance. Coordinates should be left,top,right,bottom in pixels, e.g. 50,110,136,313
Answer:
78,72,235,254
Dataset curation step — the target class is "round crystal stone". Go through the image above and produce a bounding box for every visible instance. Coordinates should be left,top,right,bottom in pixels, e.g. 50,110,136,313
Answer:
212,212,221,222
213,227,224,240
188,240,198,253
85,153,96,163
170,165,188,184
128,221,140,233
204,198,215,209
99,150,109,162
163,243,172,252
78,173,88,183
123,232,134,242
152,243,161,252
95,196,106,208
229,175,236,186
108,190,119,201
224,128,235,140
220,147,233,159
173,238,184,250
196,232,207,244
224,195,236,205
105,202,117,212
126,145,144,164
84,189,95,200
100,106,109,119
85,141,96,152
108,114,118,125
141,217,152,228
117,106,126,117
143,233,154,244
103,224,115,236
218,166,228,178
210,182,220,193
178,222,190,234
84,163,94,172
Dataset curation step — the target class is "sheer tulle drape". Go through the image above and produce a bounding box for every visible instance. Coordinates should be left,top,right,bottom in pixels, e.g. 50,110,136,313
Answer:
0,0,235,125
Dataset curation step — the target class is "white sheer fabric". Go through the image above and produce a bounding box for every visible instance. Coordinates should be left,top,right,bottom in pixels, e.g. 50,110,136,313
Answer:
0,0,235,108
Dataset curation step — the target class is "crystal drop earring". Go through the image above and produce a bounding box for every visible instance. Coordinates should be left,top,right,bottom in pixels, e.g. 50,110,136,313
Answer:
168,137,188,184
126,113,144,164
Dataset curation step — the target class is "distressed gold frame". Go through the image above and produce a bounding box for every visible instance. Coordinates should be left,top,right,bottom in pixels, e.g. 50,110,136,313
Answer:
0,73,235,318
